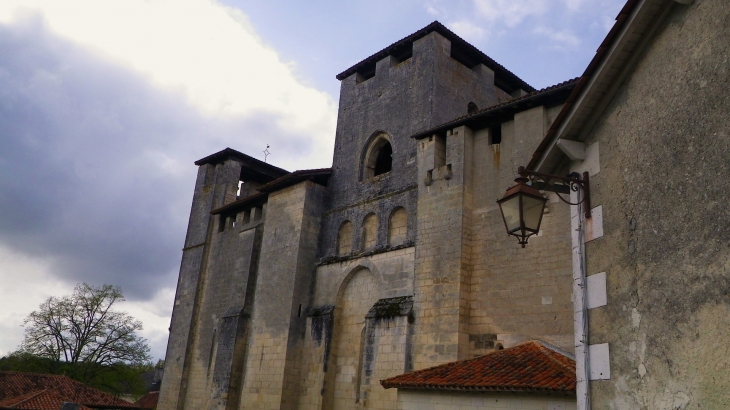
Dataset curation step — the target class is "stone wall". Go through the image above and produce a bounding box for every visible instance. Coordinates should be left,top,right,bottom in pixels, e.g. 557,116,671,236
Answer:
468,105,574,355
239,181,326,410
297,248,416,409
158,158,243,410
412,103,574,371
574,1,730,407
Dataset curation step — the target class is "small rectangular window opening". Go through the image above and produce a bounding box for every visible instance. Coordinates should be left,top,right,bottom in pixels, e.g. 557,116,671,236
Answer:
434,134,446,168
298,304,302,318
242,209,251,224
489,125,502,145
218,215,226,232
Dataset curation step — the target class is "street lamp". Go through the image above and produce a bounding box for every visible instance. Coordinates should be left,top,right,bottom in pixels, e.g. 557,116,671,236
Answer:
497,166,591,248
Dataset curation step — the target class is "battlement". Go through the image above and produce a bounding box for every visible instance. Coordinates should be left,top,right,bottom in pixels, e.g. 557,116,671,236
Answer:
336,21,533,96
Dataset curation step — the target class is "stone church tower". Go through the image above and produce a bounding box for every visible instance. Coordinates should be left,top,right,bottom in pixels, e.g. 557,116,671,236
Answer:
158,22,576,410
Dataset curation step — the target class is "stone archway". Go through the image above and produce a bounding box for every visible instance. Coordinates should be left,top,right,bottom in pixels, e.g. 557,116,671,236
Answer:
325,267,379,410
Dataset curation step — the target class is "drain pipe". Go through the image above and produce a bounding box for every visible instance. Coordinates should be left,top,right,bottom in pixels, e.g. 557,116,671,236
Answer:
571,189,590,410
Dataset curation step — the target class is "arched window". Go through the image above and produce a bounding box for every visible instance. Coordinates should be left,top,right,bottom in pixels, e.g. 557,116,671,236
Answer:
388,207,408,246
361,213,378,250
337,221,353,256
467,102,479,114
363,133,393,179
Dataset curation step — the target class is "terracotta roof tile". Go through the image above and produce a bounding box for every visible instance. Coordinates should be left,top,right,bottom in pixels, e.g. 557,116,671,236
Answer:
0,371,138,409
380,340,575,394
134,391,158,410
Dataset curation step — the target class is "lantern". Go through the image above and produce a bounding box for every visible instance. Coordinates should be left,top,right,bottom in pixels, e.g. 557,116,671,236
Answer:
497,177,548,248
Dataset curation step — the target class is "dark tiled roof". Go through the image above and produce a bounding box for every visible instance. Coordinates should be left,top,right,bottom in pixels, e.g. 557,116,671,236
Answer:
134,391,158,410
0,371,138,409
336,21,534,94
194,147,289,183
411,78,579,140
380,341,576,394
257,168,332,193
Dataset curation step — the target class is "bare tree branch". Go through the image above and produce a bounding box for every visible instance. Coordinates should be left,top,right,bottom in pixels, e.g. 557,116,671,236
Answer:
19,283,150,369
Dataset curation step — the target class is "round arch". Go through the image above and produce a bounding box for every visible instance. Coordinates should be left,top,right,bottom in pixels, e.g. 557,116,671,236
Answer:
361,131,393,180
335,259,385,303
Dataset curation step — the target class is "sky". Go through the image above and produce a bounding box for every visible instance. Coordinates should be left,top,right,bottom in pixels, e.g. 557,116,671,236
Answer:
0,0,626,362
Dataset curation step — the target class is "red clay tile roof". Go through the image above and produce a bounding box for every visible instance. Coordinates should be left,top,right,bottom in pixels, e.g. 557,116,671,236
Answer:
134,391,158,410
380,340,576,394
0,371,138,409
0,389,94,410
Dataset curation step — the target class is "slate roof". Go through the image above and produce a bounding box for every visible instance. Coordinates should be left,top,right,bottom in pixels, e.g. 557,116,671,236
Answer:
380,341,576,394
411,78,579,140
257,168,332,193
194,147,289,184
336,21,535,94
0,372,138,409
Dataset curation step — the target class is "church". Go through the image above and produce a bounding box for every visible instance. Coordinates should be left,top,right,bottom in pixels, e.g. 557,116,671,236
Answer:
158,0,730,409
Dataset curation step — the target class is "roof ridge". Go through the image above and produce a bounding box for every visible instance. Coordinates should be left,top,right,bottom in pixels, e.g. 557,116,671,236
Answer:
0,388,48,407
336,20,534,92
411,77,579,140
533,341,576,374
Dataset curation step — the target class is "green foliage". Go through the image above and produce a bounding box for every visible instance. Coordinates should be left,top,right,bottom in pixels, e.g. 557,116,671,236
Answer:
7,283,155,396
0,352,153,396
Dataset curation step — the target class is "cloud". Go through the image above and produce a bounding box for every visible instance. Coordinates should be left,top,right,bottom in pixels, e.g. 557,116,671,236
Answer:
472,0,549,27
0,245,73,357
448,20,487,43
533,27,581,48
562,0,585,11
0,0,337,145
0,2,338,359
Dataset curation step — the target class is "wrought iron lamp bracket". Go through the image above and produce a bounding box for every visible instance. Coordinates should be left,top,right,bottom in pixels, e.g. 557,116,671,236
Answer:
517,166,592,219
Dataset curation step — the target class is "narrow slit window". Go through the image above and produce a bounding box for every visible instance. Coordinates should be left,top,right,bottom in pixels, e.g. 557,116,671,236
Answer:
490,125,502,145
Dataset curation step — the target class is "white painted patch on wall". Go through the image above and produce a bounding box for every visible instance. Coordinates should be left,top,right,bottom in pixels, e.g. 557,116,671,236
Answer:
570,141,600,176
542,296,553,305
586,272,607,309
631,308,642,328
584,205,603,242
588,343,610,380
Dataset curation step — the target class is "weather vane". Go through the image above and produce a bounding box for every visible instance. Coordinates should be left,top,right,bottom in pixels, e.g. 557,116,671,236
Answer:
263,145,270,162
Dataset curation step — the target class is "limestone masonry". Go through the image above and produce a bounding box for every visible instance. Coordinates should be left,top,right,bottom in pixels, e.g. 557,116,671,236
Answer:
158,21,577,410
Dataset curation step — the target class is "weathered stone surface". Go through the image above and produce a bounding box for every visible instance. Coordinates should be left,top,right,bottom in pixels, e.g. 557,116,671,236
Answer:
159,23,575,410
568,1,730,407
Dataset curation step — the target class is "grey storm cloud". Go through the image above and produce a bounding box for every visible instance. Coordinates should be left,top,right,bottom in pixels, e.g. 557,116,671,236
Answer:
0,16,320,301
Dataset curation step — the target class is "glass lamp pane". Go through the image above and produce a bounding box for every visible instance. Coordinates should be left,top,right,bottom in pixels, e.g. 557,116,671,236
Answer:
522,195,546,232
500,195,522,233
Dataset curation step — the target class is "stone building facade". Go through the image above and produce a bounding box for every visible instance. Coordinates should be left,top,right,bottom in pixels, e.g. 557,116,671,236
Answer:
158,22,578,410
528,0,730,408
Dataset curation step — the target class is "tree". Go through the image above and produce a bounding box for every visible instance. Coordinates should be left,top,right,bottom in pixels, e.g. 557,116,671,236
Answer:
19,283,151,368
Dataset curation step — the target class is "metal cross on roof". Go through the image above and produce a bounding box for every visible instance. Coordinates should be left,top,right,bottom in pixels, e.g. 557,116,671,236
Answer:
263,145,270,162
